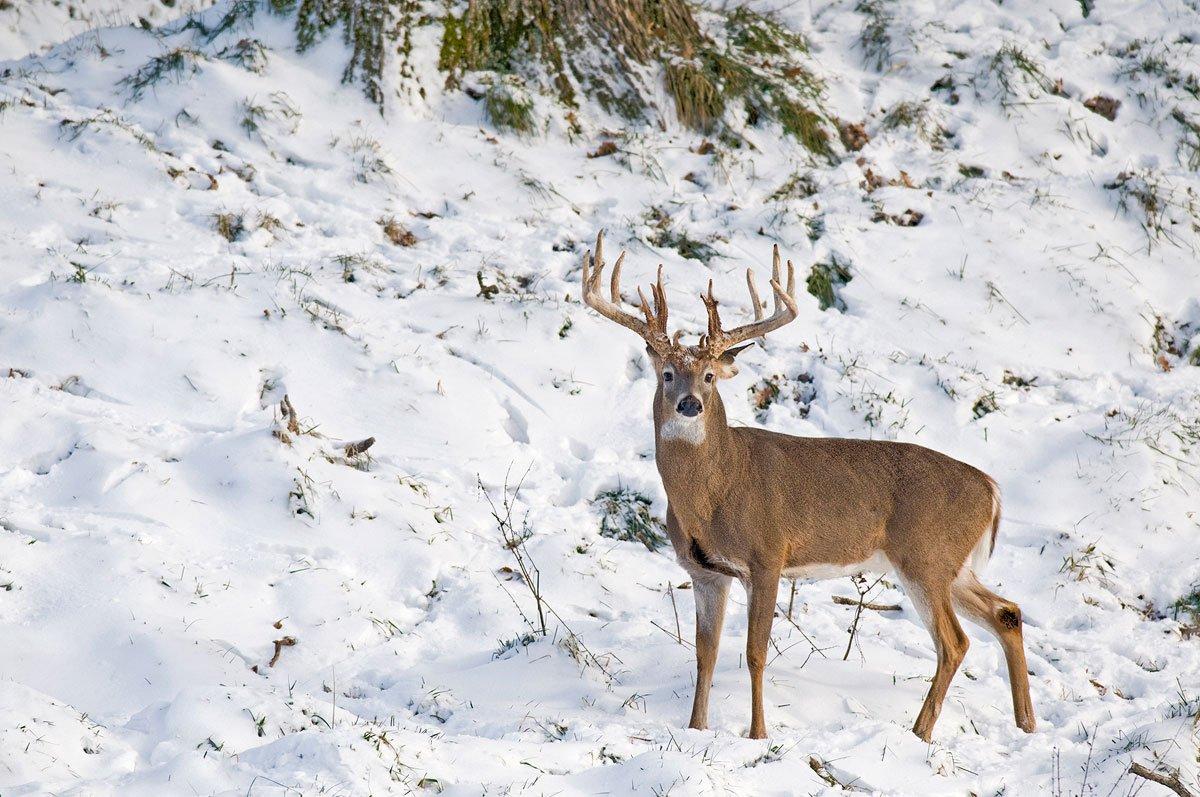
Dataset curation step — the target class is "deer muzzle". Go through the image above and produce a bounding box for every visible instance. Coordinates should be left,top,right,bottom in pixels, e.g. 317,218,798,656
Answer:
676,395,703,417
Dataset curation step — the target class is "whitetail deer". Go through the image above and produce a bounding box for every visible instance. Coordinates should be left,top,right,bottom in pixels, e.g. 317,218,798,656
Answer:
581,232,1036,741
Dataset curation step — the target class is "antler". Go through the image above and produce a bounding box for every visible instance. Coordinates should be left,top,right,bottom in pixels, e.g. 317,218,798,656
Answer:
698,244,798,357
581,231,674,356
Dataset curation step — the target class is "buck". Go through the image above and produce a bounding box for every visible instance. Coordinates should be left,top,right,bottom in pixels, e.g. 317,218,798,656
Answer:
581,232,1036,741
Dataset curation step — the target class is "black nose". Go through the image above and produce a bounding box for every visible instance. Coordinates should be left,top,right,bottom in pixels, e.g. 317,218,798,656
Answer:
677,395,703,416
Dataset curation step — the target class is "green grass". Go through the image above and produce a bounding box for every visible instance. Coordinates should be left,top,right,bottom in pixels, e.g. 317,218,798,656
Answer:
593,488,667,551
982,43,1058,109
806,259,852,311
856,0,893,72
484,80,535,135
119,47,206,101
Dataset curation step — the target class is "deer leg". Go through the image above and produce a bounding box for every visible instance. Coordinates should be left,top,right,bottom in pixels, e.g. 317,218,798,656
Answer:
952,575,1036,733
688,573,731,730
909,585,969,742
745,573,780,739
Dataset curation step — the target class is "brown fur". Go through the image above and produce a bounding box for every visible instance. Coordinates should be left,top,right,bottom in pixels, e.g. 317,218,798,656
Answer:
581,235,1036,741
649,350,1036,741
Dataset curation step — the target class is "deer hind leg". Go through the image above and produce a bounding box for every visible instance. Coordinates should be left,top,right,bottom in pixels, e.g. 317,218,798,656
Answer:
688,573,731,731
745,573,780,739
904,581,969,742
952,574,1036,733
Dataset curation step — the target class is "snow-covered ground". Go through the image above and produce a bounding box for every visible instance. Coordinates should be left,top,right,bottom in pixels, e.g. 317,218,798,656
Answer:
1,0,1199,794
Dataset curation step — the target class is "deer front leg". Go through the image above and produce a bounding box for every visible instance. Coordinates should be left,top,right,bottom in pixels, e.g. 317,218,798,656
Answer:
745,572,780,739
688,572,731,730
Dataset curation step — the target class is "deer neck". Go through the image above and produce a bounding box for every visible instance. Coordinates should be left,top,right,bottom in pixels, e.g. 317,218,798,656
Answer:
653,389,744,512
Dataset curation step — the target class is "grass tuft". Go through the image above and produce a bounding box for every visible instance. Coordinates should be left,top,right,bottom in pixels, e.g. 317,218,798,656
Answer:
214,212,245,243
120,47,207,101
484,79,536,134
806,259,852,311
980,42,1059,110
645,206,718,263
855,0,893,72
1105,169,1200,251
593,488,667,551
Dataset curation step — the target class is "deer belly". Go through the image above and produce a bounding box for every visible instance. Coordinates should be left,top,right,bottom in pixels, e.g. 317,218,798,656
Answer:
782,551,892,582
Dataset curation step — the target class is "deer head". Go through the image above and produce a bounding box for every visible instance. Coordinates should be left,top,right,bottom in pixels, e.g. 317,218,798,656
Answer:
581,231,799,443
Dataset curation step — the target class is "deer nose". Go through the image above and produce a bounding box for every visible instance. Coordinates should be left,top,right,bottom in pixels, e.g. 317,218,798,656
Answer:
677,395,703,417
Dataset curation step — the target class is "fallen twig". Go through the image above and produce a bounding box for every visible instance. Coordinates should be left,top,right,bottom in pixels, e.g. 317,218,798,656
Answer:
1129,763,1196,797
269,636,296,667
832,595,901,612
651,619,693,648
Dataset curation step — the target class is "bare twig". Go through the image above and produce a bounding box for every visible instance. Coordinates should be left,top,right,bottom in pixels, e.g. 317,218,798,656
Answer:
832,595,901,612
651,619,693,648
668,582,682,643
1129,763,1196,797
481,470,619,682
773,600,832,667
269,636,296,667
481,470,545,635
842,574,886,661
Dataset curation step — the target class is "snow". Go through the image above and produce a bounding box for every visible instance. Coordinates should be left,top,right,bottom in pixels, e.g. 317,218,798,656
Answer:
1,0,1198,794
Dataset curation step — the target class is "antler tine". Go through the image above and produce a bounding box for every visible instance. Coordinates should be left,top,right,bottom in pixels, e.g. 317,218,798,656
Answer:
746,268,763,322
700,248,800,357
581,231,674,355
609,250,625,303
652,264,668,331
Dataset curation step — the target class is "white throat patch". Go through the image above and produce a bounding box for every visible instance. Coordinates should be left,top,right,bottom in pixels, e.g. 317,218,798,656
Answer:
659,415,706,445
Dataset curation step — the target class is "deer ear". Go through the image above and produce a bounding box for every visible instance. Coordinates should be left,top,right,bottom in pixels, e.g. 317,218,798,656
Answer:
719,343,755,363
715,343,753,378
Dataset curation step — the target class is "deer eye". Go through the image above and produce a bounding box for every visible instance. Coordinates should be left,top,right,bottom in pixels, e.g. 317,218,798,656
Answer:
663,371,674,382
704,372,714,383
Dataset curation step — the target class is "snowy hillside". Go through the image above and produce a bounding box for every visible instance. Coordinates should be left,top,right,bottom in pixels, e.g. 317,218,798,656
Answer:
1,0,1199,794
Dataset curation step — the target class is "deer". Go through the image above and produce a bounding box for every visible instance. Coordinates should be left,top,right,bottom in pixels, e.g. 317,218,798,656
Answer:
580,231,1036,742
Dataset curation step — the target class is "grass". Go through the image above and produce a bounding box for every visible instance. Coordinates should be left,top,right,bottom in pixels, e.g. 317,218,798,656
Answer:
218,37,269,73
213,212,245,243
1172,109,1200,170
769,171,819,203
60,110,157,151
645,206,718,263
292,0,416,108
806,259,852,311
240,92,300,141
881,100,949,148
856,0,893,72
345,135,394,183
333,253,387,283
378,215,417,246
1104,169,1200,251
484,79,535,135
593,488,667,551
981,42,1059,110
493,632,538,660
1118,40,1200,102
120,47,206,101
971,392,999,419
748,373,816,421
1059,542,1117,588
435,0,833,154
